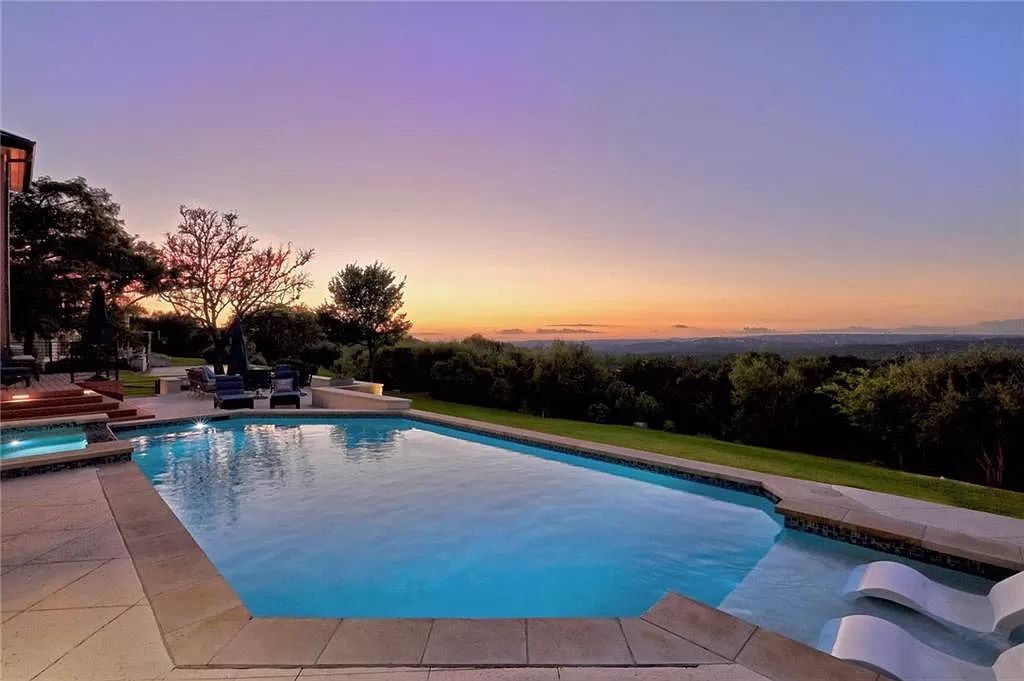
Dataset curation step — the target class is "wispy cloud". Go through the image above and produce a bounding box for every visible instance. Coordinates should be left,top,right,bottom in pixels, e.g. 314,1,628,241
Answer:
672,324,690,329
536,327,603,335
497,328,527,335
545,323,620,328
742,327,776,334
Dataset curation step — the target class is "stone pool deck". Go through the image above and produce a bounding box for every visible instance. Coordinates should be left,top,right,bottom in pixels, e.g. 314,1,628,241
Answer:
4,400,1023,680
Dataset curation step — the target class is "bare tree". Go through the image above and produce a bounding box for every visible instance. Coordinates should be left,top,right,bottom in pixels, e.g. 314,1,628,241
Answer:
159,206,314,371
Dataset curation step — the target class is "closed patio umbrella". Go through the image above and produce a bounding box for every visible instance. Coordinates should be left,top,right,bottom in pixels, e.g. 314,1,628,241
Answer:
85,285,109,378
227,320,249,377
85,285,109,348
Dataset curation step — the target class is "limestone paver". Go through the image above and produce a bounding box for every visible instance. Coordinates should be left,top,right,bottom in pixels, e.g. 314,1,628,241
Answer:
422,619,527,666
298,669,424,679
620,617,729,665
165,669,301,679
130,527,204,564
425,670,557,681
133,547,223,596
839,510,926,543
163,605,251,665
106,487,175,519
920,526,1024,569
0,606,125,681
210,617,341,666
525,618,633,665
734,628,878,681
36,604,174,681
27,500,116,533
836,484,1024,539
1,559,104,612
0,468,103,507
32,521,129,563
558,666,773,681
1,529,84,568
0,504,68,535
298,672,427,681
149,575,246,633
641,594,756,660
33,558,145,609
120,510,189,543
318,618,432,665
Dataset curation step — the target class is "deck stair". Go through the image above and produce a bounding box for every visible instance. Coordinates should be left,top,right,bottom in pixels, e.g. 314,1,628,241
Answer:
1,387,153,423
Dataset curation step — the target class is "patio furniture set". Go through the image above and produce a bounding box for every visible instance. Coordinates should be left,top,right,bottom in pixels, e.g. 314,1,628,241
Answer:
186,364,306,409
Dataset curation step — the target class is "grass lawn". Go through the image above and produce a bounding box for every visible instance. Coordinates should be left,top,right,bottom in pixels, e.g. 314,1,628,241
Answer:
401,394,1024,519
117,370,158,397
166,356,204,367
119,357,202,397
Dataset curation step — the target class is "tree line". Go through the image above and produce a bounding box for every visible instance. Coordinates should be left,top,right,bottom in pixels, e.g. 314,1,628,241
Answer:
368,337,1023,491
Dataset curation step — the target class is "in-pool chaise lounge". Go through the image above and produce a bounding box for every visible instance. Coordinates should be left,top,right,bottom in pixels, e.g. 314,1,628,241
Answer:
819,615,1023,681
843,561,1024,636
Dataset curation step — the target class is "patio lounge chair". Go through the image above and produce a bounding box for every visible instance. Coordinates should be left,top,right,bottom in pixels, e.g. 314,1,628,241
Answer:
213,375,254,410
1,348,37,388
843,561,1024,636
269,370,301,409
819,615,1023,681
187,366,218,396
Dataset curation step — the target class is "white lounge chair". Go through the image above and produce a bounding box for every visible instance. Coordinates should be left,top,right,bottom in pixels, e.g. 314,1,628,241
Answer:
843,561,1024,636
819,615,1023,681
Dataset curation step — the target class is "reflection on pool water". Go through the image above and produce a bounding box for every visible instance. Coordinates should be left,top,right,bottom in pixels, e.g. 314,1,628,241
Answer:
0,427,88,460
121,417,1007,662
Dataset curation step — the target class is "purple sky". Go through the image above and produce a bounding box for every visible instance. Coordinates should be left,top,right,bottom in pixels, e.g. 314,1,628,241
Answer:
3,2,1021,338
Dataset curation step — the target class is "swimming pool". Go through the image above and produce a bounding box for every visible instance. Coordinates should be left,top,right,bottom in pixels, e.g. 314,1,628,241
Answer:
0,426,88,460
121,416,1006,660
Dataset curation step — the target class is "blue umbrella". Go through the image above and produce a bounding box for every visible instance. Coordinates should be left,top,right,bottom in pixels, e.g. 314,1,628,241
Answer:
227,320,249,376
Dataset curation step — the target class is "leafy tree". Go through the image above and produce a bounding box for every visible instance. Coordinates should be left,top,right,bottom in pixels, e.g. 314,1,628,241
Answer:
134,312,207,357
158,206,314,371
728,352,791,444
244,305,326,364
318,262,412,380
8,177,167,352
528,341,607,418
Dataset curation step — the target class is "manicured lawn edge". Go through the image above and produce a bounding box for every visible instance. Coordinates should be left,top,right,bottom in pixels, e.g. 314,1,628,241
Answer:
399,394,1024,519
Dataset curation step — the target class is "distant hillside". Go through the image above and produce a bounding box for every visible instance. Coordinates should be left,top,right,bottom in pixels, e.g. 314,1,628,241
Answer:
514,334,1024,359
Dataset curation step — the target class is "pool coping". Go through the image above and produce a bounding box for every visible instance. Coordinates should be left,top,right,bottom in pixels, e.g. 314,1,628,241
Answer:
95,461,879,679
98,408,1021,676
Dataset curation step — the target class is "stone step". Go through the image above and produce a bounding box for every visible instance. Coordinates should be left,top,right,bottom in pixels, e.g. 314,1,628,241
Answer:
1,394,104,411
1,400,127,421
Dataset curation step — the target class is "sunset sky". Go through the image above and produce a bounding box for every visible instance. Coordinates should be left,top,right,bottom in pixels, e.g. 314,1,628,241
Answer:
3,2,1021,340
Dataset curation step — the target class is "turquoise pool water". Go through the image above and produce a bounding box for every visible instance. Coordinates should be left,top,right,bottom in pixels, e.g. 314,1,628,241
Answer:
0,427,88,460
121,417,1003,659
